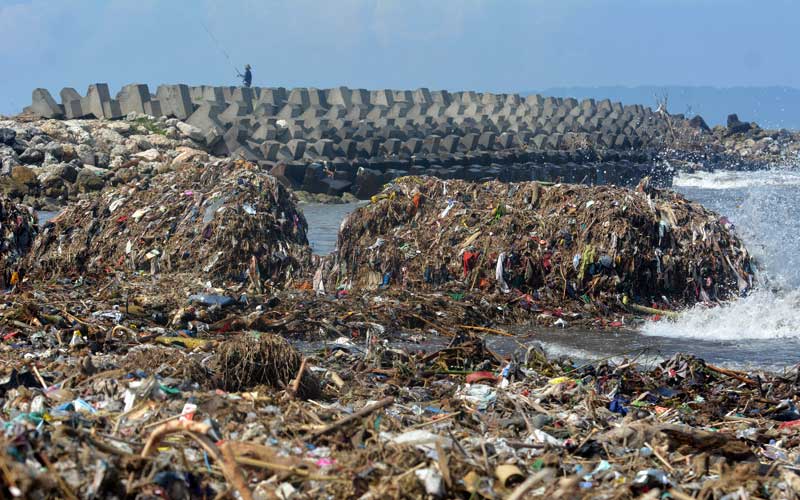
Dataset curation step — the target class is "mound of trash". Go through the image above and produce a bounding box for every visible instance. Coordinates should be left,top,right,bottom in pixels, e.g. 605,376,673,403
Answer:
28,160,311,288
0,197,37,288
331,176,754,314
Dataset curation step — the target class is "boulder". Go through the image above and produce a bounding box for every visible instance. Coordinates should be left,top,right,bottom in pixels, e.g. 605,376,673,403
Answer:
0,129,16,146
727,114,752,134
75,169,105,192
176,121,205,142
11,166,39,187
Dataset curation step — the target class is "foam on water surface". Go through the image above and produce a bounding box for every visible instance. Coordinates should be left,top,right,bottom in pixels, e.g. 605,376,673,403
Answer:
644,168,800,356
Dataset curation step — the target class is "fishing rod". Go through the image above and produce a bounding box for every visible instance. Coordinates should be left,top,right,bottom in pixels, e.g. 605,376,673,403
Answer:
199,19,241,75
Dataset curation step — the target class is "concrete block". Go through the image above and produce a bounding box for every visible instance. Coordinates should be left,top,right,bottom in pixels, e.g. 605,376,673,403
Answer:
430,90,451,105
357,138,381,157
338,139,358,159
382,138,402,155
80,83,122,119
218,101,254,125
277,104,303,119
413,88,433,104
350,89,371,105
156,84,194,120
526,94,544,107
497,132,515,149
346,105,369,120
30,89,63,118
287,139,307,160
288,125,306,140
326,86,352,107
302,163,328,193
257,88,285,107
144,100,162,117
460,132,480,151
231,144,260,162
422,135,441,154
477,132,496,150
321,178,352,196
117,84,152,115
392,90,413,103
366,106,387,121
231,87,255,105
387,103,410,118
187,103,225,136
254,103,278,117
199,86,226,104
481,93,500,105
288,88,310,107
307,88,328,108
441,135,460,153
354,167,383,198
403,138,423,155
301,106,325,120
325,106,347,119
308,139,336,159
370,89,394,107
252,123,278,142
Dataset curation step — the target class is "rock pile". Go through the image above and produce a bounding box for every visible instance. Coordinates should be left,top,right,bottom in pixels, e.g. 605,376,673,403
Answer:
331,176,754,315
0,116,214,209
27,160,311,288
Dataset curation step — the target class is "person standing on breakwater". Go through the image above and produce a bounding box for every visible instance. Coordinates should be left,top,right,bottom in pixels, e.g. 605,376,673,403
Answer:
237,64,252,87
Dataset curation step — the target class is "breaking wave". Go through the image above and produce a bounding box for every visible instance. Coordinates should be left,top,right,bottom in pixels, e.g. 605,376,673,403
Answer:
644,169,800,341
641,289,800,340
674,168,800,190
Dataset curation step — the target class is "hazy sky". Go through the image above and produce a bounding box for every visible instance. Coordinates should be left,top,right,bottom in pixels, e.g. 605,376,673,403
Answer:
2,0,798,115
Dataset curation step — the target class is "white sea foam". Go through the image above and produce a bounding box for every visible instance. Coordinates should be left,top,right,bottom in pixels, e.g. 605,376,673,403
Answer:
674,169,800,190
642,289,800,340
646,168,800,341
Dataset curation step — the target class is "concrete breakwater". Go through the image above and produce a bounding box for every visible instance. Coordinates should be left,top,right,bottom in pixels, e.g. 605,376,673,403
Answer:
20,84,682,195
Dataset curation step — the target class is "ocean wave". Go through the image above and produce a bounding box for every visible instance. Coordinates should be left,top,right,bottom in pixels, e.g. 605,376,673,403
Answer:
674,169,800,190
642,289,800,340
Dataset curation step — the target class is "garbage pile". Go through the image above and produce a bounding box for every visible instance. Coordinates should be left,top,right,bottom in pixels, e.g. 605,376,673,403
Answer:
27,159,311,289
0,196,37,288
331,176,755,319
0,319,799,498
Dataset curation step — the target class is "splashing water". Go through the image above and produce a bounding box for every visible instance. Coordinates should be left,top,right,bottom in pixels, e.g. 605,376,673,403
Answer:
643,168,800,342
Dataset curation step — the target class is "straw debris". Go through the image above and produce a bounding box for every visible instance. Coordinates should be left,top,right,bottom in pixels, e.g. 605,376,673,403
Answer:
210,333,320,399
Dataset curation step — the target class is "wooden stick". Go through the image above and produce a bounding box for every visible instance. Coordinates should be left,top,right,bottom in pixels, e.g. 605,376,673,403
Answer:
286,358,308,400
456,324,514,337
31,364,48,390
311,397,394,438
140,421,253,500
705,363,757,386
408,313,455,337
629,303,679,319
140,420,212,458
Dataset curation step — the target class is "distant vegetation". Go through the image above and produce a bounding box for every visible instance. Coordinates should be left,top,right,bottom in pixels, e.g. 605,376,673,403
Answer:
529,86,800,130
